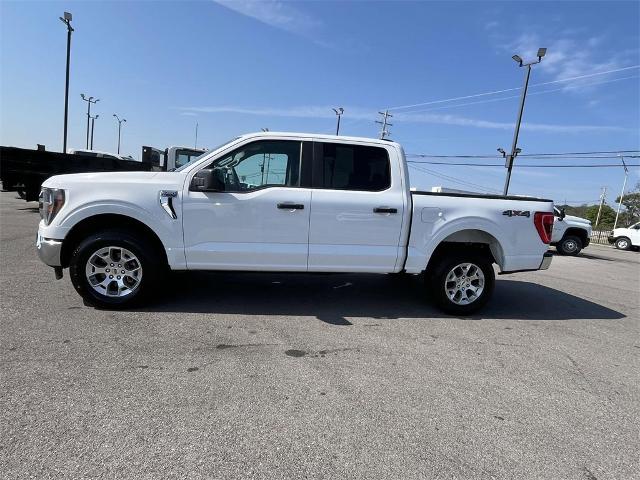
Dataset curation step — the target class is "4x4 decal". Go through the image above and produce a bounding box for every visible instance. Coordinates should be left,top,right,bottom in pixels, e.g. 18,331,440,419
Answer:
502,210,530,217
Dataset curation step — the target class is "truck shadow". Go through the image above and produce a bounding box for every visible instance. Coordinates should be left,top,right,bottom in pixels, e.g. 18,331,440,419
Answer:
136,272,625,324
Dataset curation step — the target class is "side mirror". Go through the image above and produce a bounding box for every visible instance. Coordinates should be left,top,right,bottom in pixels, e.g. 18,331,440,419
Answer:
559,208,566,220
190,168,225,192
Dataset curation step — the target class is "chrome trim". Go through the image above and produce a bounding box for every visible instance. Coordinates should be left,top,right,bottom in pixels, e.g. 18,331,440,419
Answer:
36,234,63,267
159,190,178,219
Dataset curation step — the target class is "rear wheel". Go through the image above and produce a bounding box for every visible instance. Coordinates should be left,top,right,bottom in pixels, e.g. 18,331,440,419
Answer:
556,235,582,256
427,252,495,315
69,229,161,309
615,237,631,250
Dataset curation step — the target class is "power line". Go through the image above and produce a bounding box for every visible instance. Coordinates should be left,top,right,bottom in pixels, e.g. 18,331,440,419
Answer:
386,65,640,111
408,163,502,194
406,149,640,159
407,161,640,168
396,75,639,114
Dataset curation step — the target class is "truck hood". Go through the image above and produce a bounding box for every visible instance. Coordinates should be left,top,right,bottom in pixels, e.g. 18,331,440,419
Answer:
43,171,164,188
562,214,591,226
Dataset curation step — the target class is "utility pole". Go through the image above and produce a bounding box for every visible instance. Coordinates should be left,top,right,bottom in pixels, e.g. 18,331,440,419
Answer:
59,12,73,153
332,107,344,135
613,156,629,229
194,122,198,149
80,94,99,149
501,47,546,196
594,186,607,230
89,114,99,150
113,114,126,154
376,110,393,139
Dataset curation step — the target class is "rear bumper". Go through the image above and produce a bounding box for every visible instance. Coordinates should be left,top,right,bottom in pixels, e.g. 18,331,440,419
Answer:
539,251,553,270
498,251,553,275
36,233,63,267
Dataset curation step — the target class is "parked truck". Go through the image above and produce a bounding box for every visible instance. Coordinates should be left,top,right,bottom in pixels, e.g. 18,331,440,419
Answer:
0,144,205,201
35,132,554,314
550,207,592,256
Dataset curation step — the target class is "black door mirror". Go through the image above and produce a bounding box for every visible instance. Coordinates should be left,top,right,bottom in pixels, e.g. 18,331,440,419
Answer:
190,168,225,191
558,208,566,220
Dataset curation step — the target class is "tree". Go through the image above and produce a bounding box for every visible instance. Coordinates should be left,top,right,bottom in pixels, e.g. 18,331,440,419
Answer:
585,204,616,230
615,181,640,226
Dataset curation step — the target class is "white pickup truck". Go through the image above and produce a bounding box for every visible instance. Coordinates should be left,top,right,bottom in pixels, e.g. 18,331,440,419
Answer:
36,132,554,314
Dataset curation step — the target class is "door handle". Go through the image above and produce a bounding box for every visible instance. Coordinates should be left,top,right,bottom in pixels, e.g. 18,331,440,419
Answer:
373,207,397,214
277,203,304,210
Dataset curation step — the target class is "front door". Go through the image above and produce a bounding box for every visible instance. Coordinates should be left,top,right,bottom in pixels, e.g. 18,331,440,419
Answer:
307,141,406,272
182,139,311,271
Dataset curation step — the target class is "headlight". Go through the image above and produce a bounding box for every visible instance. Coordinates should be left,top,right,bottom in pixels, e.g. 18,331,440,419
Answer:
39,188,65,225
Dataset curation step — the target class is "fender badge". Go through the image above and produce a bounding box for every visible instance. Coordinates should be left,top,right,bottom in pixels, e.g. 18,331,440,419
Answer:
502,210,530,217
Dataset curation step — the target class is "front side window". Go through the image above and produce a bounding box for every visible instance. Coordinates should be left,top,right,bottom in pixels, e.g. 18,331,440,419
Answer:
209,140,301,192
315,143,390,191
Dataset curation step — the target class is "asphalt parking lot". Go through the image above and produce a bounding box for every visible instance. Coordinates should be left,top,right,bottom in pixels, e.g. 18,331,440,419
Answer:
1,190,639,480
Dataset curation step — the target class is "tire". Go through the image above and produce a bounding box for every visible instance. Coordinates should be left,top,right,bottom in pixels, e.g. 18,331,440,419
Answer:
556,235,583,256
615,237,631,251
69,229,161,309
427,252,495,315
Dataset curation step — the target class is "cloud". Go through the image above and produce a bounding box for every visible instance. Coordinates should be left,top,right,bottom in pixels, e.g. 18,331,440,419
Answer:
178,105,628,134
212,0,321,37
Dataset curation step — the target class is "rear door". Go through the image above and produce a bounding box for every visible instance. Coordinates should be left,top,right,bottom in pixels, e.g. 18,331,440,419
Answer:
307,141,405,272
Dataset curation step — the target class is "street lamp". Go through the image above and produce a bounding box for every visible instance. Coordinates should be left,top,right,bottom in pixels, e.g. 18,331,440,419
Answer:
81,94,99,149
59,12,73,153
113,114,126,154
89,114,99,150
332,107,344,135
500,47,546,195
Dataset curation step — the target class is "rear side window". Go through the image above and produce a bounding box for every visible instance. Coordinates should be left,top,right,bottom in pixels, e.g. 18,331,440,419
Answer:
314,143,390,191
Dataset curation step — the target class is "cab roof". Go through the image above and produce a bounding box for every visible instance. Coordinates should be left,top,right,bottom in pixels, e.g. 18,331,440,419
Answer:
237,131,401,147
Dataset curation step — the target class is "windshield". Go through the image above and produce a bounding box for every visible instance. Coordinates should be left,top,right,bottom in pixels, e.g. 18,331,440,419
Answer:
174,137,240,172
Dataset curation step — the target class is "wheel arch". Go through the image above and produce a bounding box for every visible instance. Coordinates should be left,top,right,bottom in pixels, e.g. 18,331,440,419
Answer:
562,227,589,245
60,213,169,268
425,228,504,273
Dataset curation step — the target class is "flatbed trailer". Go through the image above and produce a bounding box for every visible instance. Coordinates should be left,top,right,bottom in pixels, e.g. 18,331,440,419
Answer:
0,146,151,201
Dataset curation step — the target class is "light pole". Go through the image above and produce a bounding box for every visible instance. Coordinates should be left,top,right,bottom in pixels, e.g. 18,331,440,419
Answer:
613,156,629,229
59,12,73,153
113,114,126,154
89,114,99,150
81,94,99,149
500,47,546,195
332,107,344,135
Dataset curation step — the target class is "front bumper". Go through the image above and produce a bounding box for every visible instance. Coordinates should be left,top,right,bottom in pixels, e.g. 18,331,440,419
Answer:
36,233,63,267
607,236,615,244
539,252,553,270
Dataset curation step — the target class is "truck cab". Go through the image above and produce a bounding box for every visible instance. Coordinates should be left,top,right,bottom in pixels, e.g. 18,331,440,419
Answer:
141,146,206,171
550,207,592,255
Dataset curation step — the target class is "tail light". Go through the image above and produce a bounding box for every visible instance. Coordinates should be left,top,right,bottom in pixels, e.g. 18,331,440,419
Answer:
534,211,554,244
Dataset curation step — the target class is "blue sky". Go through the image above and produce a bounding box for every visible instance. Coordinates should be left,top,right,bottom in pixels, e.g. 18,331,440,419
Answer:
1,0,639,204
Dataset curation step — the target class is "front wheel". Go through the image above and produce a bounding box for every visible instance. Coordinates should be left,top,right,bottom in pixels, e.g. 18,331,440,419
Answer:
615,237,631,250
427,253,495,315
69,229,161,309
556,235,583,256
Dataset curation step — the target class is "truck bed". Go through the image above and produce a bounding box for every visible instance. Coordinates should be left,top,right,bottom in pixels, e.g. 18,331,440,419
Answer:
404,190,554,274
